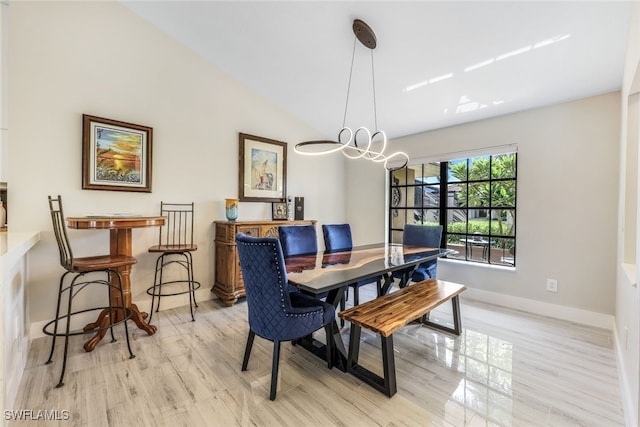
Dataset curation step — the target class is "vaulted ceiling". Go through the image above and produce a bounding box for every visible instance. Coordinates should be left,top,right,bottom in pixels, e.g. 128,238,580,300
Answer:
123,1,632,140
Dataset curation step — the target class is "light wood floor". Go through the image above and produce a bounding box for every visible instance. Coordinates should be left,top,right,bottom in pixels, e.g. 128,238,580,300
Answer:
10,287,625,426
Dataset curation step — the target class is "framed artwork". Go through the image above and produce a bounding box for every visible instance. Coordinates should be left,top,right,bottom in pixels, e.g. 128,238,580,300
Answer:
239,133,287,202
82,114,153,192
271,202,288,220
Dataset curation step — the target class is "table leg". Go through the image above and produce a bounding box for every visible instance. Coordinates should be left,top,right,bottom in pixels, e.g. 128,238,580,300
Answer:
129,303,157,335
82,310,112,352
82,228,157,352
296,287,348,371
380,273,395,295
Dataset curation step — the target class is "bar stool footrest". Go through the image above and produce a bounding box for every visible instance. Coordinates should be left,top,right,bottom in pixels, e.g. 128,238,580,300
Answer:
42,306,133,337
146,280,201,297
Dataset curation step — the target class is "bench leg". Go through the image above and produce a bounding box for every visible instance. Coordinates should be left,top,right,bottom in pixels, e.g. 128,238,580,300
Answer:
347,326,398,397
452,295,462,335
420,295,463,336
347,324,361,368
381,335,397,397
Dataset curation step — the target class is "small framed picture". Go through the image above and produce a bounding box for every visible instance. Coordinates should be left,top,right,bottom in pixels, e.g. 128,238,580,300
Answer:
271,202,288,220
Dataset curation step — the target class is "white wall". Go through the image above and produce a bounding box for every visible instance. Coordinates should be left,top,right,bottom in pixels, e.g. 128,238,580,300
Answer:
348,91,621,319
8,1,347,327
616,2,640,426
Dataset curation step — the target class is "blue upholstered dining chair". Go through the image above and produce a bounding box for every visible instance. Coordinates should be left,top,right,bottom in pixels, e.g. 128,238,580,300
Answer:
322,224,383,308
278,224,319,293
235,233,335,401
393,224,443,284
278,224,318,257
279,224,348,311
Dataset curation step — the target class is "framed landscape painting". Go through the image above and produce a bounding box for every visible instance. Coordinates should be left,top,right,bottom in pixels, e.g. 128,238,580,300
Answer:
239,133,287,202
82,114,153,192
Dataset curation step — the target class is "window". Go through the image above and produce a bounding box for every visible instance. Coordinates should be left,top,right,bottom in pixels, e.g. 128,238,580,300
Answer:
389,152,517,266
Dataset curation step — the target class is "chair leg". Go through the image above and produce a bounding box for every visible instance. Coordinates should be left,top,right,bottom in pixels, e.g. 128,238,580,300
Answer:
186,251,198,309
46,271,70,365
114,270,135,360
353,286,360,306
270,340,281,400
241,330,255,371
324,324,334,369
148,254,164,324
340,294,346,328
107,271,117,343
156,254,167,313
122,309,136,360
185,252,196,321
57,274,80,388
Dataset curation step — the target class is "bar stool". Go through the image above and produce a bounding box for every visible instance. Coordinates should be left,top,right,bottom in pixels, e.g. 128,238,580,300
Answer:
44,195,136,388
146,202,200,322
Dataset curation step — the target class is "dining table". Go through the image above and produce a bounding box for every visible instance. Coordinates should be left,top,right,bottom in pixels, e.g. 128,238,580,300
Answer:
284,242,452,371
66,215,165,352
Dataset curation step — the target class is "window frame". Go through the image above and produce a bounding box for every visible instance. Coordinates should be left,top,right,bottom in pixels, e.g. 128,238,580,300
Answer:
388,152,517,267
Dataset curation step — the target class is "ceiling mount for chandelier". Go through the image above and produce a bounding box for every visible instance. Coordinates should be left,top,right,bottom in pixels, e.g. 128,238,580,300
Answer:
294,19,409,171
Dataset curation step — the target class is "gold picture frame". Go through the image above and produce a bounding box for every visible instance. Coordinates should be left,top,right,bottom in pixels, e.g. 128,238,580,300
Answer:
82,114,152,192
239,133,287,202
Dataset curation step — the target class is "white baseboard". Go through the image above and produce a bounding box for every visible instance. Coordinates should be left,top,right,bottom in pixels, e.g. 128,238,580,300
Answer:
461,287,614,330
613,326,638,427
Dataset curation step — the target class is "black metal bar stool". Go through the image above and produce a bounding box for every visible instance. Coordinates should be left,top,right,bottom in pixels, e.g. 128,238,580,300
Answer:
44,195,136,388
146,202,200,322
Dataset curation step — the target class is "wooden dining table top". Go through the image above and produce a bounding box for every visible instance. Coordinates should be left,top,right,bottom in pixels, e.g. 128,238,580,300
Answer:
285,242,451,295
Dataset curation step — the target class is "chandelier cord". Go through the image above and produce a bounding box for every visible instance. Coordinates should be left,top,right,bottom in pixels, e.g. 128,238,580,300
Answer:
342,36,358,129
371,48,378,131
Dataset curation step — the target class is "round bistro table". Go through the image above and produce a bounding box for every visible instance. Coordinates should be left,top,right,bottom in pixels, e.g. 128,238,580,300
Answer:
66,215,165,352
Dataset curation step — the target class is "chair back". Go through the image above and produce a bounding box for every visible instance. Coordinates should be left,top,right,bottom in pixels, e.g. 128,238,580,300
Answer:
322,224,353,252
403,224,443,248
236,233,294,339
278,224,317,257
48,195,74,270
158,202,195,248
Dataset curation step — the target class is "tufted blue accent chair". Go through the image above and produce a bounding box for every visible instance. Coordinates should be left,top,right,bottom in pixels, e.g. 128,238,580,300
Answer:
393,224,443,283
322,224,383,312
278,224,318,257
236,233,335,400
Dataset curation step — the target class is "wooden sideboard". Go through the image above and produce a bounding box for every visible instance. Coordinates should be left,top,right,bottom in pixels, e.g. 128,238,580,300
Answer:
212,219,317,306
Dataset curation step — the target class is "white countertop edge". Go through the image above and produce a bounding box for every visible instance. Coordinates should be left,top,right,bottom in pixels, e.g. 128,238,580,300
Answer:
1,231,41,263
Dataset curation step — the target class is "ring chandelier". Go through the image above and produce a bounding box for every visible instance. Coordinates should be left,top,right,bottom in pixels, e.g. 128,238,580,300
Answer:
294,19,409,171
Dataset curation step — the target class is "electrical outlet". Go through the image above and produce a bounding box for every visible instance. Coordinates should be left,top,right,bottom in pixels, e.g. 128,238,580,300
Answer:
546,278,558,292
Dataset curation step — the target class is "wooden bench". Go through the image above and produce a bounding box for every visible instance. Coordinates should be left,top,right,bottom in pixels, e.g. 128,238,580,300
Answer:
338,279,466,397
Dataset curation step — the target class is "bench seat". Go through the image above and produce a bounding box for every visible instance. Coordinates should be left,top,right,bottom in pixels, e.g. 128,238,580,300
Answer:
338,279,466,397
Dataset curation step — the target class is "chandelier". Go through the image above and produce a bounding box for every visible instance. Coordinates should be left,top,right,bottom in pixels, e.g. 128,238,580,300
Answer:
294,19,409,171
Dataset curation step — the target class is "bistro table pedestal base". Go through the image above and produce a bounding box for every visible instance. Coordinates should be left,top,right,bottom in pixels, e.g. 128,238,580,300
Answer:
82,304,156,352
